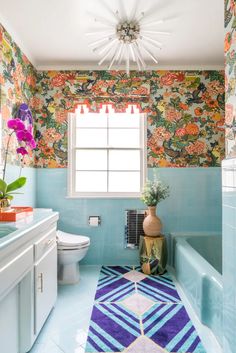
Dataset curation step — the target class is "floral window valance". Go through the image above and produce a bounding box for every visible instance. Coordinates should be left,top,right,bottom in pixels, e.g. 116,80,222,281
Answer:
74,103,143,115
68,98,150,114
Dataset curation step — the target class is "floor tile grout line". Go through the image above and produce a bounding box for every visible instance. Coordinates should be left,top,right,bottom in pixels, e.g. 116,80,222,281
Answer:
51,337,66,353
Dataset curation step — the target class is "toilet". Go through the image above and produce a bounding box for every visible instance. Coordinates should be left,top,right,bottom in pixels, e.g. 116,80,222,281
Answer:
57,230,90,284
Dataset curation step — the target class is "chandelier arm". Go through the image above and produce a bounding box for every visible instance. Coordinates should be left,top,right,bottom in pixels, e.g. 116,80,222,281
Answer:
114,10,122,21
108,43,121,70
140,19,164,27
140,38,162,51
129,44,136,62
117,43,125,65
89,35,115,48
119,0,127,21
98,40,118,65
142,30,170,35
133,43,146,69
93,39,116,53
94,17,116,27
130,3,138,21
133,48,141,70
137,41,158,64
115,42,124,65
126,44,130,76
99,38,118,55
136,12,145,22
86,31,115,36
140,35,163,48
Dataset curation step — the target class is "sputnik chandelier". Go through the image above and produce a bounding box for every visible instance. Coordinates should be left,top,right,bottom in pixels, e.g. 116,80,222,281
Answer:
86,5,170,75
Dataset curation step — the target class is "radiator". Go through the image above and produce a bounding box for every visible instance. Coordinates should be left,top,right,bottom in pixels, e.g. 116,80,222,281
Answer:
125,209,146,249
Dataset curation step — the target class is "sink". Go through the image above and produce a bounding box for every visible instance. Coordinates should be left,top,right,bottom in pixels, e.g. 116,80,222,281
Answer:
0,226,18,238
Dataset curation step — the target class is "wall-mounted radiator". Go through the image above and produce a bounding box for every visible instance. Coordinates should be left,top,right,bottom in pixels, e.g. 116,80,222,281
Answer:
125,209,146,249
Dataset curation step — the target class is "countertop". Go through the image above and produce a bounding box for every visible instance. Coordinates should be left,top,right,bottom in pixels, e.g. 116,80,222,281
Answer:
0,208,59,250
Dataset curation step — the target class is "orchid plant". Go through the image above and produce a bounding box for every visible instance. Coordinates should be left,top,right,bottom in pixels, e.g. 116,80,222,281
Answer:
0,103,36,206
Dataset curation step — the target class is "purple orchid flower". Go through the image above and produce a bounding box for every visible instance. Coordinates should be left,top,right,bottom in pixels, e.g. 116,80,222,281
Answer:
16,129,33,142
16,147,28,155
28,138,36,149
7,118,25,131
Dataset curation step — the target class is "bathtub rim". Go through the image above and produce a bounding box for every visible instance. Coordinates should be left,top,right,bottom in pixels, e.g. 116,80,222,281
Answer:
171,232,223,346
174,236,222,285
169,232,221,272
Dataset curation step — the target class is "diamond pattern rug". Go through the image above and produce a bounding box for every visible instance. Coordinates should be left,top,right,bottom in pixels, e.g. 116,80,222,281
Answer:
85,266,206,353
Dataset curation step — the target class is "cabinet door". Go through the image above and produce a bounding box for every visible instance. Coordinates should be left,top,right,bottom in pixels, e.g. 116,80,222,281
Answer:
34,244,57,335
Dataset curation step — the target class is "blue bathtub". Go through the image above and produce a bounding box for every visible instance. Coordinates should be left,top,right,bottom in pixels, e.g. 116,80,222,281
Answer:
171,233,222,345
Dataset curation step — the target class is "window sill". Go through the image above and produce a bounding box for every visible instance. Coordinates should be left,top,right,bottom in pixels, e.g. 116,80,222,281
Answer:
66,193,142,199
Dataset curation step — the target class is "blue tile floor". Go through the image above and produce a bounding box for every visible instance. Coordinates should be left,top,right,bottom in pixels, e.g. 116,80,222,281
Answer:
29,265,222,353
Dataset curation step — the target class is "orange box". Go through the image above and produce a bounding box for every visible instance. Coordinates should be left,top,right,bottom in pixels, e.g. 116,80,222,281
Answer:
0,207,33,221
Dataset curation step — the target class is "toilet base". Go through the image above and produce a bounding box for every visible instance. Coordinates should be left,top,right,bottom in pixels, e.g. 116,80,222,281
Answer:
58,263,80,285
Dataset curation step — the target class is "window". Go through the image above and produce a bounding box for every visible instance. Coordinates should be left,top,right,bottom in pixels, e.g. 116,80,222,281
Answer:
68,104,146,198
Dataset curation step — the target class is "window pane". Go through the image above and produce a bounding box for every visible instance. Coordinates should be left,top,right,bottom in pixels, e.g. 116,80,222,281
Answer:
76,150,107,170
109,114,140,128
109,129,140,147
76,171,107,192
76,128,107,147
109,172,140,192
109,150,140,170
76,114,107,127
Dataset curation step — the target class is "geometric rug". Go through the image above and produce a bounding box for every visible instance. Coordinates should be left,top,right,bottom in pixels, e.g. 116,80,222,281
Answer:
85,266,206,353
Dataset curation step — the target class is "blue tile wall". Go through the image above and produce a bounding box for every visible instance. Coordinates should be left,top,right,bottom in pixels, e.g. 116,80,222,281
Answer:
36,167,222,265
5,164,36,207
222,158,236,353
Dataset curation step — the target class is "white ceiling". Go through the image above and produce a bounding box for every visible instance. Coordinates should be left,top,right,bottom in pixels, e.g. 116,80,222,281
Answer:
0,0,224,70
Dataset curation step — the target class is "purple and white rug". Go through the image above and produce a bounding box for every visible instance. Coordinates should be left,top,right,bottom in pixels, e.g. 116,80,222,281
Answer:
85,266,206,353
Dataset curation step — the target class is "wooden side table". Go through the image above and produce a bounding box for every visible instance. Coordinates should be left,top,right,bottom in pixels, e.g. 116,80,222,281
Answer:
139,235,167,275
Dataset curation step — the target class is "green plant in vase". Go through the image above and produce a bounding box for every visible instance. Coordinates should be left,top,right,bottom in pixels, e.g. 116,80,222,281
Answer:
0,104,36,211
141,178,169,236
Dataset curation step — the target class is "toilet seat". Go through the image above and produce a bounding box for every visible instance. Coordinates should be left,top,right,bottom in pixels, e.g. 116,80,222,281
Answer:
57,230,90,250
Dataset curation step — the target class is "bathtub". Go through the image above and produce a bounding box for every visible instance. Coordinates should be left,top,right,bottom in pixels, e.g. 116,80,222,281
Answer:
171,233,223,345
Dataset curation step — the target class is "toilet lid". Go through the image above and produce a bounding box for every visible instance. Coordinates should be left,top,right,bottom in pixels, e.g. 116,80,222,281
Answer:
57,230,90,248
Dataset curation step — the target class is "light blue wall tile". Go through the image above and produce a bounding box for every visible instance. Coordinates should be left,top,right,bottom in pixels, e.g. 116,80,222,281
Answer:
149,168,222,233
36,167,222,265
5,164,36,207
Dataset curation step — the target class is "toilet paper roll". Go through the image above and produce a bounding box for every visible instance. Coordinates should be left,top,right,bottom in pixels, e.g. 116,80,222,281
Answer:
89,217,100,226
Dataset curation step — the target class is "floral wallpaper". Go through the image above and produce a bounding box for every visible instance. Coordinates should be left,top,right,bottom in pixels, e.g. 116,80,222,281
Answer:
34,70,225,168
0,24,225,169
0,24,37,166
225,0,236,158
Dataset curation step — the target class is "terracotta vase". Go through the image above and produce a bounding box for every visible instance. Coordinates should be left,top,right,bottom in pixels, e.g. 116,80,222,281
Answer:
143,206,162,236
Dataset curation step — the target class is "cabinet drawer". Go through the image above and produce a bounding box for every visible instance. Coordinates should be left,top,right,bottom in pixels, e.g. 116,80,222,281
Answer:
34,227,57,262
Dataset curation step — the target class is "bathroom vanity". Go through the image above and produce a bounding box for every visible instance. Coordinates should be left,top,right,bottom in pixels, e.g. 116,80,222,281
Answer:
0,209,59,353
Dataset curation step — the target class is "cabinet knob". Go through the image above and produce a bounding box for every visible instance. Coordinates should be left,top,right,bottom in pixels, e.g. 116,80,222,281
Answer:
46,238,54,247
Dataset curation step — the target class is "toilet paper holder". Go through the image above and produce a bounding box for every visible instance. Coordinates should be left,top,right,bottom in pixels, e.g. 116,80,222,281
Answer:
88,216,101,226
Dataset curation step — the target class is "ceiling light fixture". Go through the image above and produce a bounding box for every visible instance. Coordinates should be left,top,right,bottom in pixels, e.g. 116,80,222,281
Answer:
86,5,170,76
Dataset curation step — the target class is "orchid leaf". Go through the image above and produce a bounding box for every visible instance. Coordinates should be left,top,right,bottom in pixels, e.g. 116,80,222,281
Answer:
5,192,23,196
6,177,27,193
0,179,7,195
4,195,13,200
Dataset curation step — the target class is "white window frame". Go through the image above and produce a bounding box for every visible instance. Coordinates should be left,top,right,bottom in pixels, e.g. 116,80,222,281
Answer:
67,110,147,198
